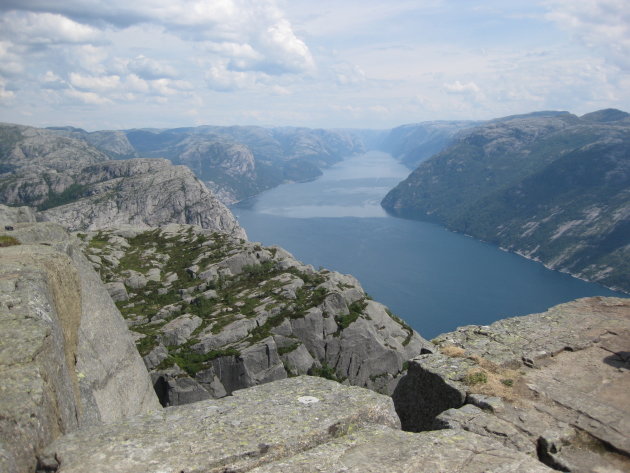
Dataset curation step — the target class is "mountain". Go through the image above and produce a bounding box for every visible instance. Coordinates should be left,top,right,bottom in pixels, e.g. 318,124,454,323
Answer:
45,121,471,202
382,109,630,293
0,123,244,237
380,120,479,168
86,125,376,203
43,124,378,204
46,126,139,159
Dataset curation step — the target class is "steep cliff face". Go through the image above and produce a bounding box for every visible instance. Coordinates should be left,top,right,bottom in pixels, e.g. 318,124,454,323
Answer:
174,137,259,204
382,110,630,292
0,123,245,237
40,159,246,237
380,120,478,168
79,224,432,405
0,208,160,473
125,125,372,203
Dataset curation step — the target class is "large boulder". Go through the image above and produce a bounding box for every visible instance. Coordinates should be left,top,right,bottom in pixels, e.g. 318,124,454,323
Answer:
0,212,161,472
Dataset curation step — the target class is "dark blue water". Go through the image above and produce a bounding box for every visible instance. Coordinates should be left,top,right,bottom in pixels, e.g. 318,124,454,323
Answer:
233,151,624,339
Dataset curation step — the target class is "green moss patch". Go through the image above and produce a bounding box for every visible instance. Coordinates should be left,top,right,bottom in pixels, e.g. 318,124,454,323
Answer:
0,235,20,247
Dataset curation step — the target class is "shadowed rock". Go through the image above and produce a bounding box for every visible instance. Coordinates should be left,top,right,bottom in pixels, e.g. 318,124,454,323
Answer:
394,297,630,472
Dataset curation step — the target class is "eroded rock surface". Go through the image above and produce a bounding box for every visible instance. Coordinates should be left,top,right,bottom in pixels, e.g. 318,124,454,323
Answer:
38,376,552,473
79,224,433,405
0,210,160,473
40,159,246,237
394,297,630,472
0,123,245,237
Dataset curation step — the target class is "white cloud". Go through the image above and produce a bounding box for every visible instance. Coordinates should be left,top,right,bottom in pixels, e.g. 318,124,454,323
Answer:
543,0,630,70
41,70,67,90
0,1,628,129
69,73,121,91
0,41,24,76
128,55,178,79
124,74,150,93
0,11,99,45
256,18,315,74
1,1,316,77
150,78,193,96
0,77,15,101
334,64,366,86
69,44,110,75
444,81,481,94
65,88,111,104
205,63,262,91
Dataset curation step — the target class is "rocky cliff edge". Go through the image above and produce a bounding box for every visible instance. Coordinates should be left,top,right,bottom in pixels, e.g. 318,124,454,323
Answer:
394,296,630,472
0,209,160,473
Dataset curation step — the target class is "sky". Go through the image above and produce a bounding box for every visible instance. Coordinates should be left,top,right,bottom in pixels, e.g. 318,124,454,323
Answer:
0,0,628,130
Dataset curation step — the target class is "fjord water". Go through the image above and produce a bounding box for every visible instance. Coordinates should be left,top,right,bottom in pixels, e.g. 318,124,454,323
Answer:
233,151,623,339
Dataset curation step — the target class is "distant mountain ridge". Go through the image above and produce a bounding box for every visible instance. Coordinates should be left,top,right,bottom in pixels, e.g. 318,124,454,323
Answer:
380,120,479,168
47,125,374,203
0,123,244,237
382,109,630,293
44,122,474,203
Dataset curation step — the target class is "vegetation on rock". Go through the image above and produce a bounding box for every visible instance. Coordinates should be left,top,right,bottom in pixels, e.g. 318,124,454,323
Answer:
79,224,429,403
383,110,630,292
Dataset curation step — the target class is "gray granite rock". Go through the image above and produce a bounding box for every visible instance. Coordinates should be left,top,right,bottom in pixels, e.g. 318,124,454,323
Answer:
251,425,553,473
195,367,228,398
0,205,37,226
194,318,257,352
142,344,169,371
38,376,554,473
395,297,630,472
283,344,316,375
0,246,81,473
151,368,211,407
0,215,161,472
37,376,401,473
159,313,202,346
123,270,148,290
38,158,246,238
104,281,128,302
435,404,534,453
79,223,434,403
240,337,287,385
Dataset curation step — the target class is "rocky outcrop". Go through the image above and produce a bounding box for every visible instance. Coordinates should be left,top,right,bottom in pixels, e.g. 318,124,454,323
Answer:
393,297,630,472
80,224,432,406
0,210,160,473
0,204,36,226
0,124,245,238
38,376,552,473
40,159,245,237
0,123,109,173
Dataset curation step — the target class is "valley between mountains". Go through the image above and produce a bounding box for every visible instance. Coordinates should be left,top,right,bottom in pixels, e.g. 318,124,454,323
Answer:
0,108,628,473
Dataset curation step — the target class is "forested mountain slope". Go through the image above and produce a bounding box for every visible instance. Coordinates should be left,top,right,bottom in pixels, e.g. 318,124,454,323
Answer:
382,109,630,292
